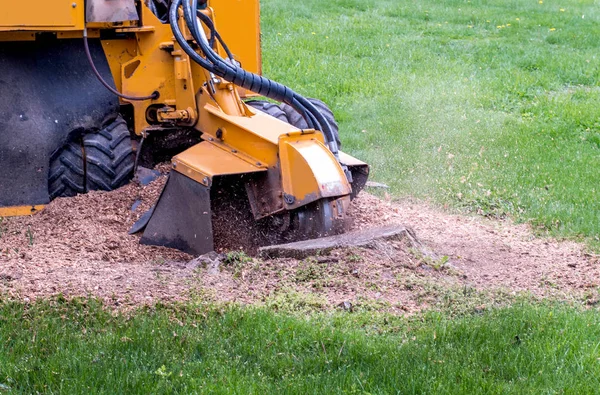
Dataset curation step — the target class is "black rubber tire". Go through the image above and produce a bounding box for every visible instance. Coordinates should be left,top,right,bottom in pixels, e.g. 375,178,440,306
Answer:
48,116,134,199
246,100,289,123
83,117,135,192
280,98,342,149
48,139,86,200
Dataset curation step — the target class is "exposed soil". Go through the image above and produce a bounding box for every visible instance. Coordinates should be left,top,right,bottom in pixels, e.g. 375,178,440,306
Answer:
1,171,599,311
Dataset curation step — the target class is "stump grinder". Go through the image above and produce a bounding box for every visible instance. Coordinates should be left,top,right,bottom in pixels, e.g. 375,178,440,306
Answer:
0,0,369,255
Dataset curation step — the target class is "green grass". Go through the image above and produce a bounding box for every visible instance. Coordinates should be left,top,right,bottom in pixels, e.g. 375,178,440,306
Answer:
260,0,600,240
3,2,600,393
0,298,599,393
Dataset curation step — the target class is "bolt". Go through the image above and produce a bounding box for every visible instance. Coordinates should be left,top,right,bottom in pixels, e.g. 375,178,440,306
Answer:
72,2,77,7
232,149,238,153
283,194,295,205
202,177,209,184
172,162,177,168
215,129,223,139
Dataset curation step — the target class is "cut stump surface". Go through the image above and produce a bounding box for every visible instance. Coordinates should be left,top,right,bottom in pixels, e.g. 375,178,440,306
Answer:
258,224,410,259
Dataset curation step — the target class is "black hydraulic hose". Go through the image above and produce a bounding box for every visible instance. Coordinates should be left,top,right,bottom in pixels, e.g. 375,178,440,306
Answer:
291,97,317,129
183,0,230,70
195,11,234,60
83,29,159,101
169,0,340,154
179,0,337,153
169,4,214,71
170,0,288,101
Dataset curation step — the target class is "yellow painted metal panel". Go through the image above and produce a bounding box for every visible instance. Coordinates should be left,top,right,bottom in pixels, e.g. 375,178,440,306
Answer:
279,133,351,207
209,0,261,75
205,103,297,146
0,205,44,217
173,141,266,186
0,0,84,31
101,38,138,104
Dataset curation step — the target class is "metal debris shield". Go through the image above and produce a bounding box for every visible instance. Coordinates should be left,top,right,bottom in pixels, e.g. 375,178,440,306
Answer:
140,171,213,255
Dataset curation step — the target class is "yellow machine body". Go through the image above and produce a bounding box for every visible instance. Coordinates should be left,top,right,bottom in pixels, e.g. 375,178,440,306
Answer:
0,0,368,254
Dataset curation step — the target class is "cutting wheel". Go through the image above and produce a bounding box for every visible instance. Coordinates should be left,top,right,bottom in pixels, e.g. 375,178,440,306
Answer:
289,196,352,240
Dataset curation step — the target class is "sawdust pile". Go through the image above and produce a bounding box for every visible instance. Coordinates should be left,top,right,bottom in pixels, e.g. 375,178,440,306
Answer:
1,176,179,264
0,172,392,269
1,172,599,310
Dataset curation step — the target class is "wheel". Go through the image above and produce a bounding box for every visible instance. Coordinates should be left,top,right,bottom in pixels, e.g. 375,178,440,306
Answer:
245,100,289,123
83,117,135,191
48,139,86,199
287,196,352,240
48,116,135,199
280,98,342,149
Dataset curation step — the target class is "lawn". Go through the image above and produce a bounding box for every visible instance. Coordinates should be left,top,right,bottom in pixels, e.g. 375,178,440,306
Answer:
1,298,599,394
261,0,600,240
2,1,600,393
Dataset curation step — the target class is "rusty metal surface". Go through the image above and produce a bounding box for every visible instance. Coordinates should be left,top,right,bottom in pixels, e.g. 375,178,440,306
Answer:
86,0,138,23
245,168,285,220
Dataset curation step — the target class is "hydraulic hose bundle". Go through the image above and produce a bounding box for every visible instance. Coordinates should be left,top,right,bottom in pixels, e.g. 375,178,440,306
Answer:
168,0,340,155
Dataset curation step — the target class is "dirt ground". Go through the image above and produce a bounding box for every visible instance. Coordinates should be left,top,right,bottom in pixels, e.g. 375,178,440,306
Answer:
1,172,599,312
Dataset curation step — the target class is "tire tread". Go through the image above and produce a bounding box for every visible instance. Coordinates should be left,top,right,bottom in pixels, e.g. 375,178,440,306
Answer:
48,116,134,199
